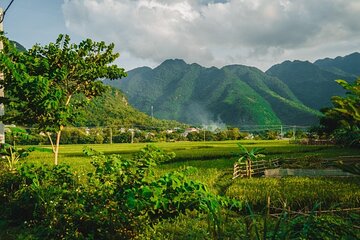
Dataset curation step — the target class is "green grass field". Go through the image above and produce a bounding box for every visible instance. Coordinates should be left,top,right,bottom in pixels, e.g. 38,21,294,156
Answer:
24,140,360,208
24,140,360,177
2,140,359,239
26,140,360,164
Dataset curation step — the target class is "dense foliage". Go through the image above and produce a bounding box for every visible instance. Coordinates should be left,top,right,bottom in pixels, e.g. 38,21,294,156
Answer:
0,34,127,164
326,78,360,126
315,78,360,147
0,145,239,239
79,87,186,129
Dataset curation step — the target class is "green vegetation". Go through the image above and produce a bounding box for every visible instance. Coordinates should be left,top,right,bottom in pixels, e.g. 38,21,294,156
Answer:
314,52,360,76
313,77,360,147
0,144,239,239
0,144,29,172
326,78,360,125
0,34,359,239
0,34,127,165
236,143,265,178
80,87,186,129
1,141,359,239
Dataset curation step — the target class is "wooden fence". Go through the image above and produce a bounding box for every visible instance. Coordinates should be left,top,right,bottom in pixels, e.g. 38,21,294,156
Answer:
233,159,279,179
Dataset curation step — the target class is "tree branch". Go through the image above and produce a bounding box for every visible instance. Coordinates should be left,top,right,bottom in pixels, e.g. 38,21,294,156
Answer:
46,132,56,154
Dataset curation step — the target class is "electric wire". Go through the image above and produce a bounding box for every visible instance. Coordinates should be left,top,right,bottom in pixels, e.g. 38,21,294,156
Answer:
0,0,15,23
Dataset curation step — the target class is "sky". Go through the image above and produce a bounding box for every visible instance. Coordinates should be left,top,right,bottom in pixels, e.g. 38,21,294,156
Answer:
3,0,360,71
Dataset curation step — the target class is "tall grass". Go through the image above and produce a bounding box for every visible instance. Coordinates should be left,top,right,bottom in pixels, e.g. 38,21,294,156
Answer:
226,177,360,211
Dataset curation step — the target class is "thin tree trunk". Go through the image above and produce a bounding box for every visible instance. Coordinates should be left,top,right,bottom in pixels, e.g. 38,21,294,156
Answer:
54,128,62,165
46,132,56,154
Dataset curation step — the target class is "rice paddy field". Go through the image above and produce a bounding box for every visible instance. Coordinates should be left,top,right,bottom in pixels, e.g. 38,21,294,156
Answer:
25,140,360,212
24,140,360,208
26,139,360,166
2,140,360,239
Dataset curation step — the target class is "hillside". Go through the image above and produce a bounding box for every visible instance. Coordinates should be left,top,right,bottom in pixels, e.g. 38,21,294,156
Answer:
79,87,185,129
266,57,357,110
12,41,26,52
314,52,360,76
106,59,321,127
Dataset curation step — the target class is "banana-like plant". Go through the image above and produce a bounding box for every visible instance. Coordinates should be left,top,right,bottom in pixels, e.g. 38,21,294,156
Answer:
236,143,265,178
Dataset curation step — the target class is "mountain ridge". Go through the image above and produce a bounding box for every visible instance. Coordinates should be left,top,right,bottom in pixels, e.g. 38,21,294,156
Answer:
106,54,360,126
267,53,358,110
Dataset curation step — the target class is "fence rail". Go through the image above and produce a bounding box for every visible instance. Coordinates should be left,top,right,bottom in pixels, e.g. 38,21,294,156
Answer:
233,159,279,179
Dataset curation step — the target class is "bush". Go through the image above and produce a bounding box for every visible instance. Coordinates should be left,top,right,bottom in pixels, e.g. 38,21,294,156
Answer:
112,132,132,143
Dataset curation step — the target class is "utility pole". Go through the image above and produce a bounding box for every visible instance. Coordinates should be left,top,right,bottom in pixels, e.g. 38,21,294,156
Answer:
109,127,113,144
151,105,153,120
131,130,134,144
0,1,16,145
0,8,5,145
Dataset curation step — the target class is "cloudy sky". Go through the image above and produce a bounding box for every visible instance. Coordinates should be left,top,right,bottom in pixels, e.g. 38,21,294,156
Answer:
4,0,360,71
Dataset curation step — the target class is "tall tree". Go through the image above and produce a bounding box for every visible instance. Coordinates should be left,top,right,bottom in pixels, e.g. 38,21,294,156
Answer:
325,78,360,128
0,34,127,164
322,78,360,146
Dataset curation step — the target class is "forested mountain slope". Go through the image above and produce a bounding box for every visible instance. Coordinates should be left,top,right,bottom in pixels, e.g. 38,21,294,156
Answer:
266,53,358,110
106,59,321,126
314,52,360,76
79,87,184,129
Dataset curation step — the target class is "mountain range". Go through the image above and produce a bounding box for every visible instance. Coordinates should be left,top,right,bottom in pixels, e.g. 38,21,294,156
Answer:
13,39,359,128
105,52,359,127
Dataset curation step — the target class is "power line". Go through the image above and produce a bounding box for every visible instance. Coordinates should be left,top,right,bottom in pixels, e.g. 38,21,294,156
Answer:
0,0,15,23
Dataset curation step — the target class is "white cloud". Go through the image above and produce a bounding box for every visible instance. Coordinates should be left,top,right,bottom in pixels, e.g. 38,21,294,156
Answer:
62,0,360,71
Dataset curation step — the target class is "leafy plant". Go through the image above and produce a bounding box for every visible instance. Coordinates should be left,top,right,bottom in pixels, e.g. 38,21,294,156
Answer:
236,143,265,177
327,78,360,126
0,144,30,172
5,126,30,146
322,78,360,147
